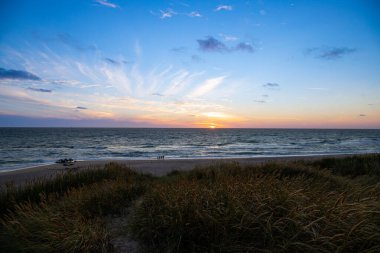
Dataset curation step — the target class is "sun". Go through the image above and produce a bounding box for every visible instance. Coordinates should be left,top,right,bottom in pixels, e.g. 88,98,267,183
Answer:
209,125,216,129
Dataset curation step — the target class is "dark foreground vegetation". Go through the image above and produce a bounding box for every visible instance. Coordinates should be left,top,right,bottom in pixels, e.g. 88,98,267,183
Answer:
1,154,379,252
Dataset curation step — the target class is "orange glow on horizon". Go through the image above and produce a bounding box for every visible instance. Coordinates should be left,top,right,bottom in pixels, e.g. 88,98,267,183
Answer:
92,109,380,129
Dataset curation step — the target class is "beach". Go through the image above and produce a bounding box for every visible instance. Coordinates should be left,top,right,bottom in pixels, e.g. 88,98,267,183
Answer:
0,154,353,185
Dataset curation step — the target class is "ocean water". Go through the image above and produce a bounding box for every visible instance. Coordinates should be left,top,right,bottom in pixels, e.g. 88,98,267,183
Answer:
0,128,379,172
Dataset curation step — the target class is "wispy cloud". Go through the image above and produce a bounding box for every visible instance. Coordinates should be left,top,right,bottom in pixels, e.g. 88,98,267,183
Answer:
306,47,356,60
0,68,41,80
197,37,254,53
253,100,266,103
197,37,228,52
219,33,239,41
263,82,279,88
152,9,200,19
94,0,118,9
188,11,202,17
76,106,87,110
215,5,233,11
235,42,254,53
189,76,226,97
103,57,121,65
1,44,238,127
160,9,176,19
27,87,52,93
359,114,366,117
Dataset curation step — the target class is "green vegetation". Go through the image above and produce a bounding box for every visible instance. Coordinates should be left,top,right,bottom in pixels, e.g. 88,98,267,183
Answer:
1,155,380,252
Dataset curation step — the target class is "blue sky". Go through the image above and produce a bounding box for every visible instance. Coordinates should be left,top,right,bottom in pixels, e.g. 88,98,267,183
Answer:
0,0,379,128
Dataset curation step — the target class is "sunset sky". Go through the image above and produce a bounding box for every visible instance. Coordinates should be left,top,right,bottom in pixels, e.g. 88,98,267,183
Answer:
0,0,379,128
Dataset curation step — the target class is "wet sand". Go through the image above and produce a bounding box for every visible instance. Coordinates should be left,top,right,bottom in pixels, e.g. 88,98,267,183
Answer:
0,154,352,185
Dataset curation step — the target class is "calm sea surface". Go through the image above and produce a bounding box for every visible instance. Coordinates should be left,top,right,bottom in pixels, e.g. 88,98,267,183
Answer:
0,128,379,172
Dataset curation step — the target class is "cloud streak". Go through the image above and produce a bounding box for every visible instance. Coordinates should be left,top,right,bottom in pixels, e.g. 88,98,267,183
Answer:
197,37,254,53
104,57,121,65
189,76,226,97
27,87,52,93
94,0,118,9
307,47,356,60
215,5,232,11
219,33,239,41
263,82,280,88
0,68,41,80
188,11,202,17
235,42,254,52
160,9,176,19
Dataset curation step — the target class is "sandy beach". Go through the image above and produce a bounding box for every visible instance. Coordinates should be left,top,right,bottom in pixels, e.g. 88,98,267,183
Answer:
0,154,354,185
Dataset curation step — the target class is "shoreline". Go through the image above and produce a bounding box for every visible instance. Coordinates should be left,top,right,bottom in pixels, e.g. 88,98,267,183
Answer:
0,152,369,173
0,154,358,185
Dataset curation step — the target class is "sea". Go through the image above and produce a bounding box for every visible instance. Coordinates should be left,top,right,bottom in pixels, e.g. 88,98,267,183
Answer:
0,128,379,172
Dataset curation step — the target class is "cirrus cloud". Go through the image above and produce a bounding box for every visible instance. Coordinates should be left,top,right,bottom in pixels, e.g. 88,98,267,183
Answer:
215,5,233,11
94,0,118,9
160,9,176,19
306,47,356,60
189,76,226,97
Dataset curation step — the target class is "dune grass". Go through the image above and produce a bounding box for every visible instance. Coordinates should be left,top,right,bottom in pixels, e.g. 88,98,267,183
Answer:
0,155,379,252
0,163,151,252
311,153,380,179
130,157,380,252
0,163,147,216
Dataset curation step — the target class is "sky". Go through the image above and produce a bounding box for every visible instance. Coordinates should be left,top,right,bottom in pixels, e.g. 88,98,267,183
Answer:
0,0,379,128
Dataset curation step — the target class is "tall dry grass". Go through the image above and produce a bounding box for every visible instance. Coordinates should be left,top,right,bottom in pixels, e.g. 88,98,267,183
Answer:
0,163,151,252
130,161,380,252
0,162,143,216
0,155,379,252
